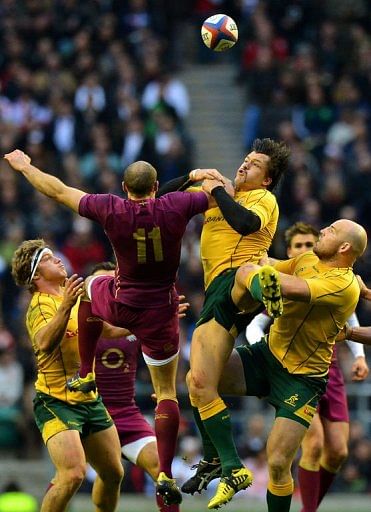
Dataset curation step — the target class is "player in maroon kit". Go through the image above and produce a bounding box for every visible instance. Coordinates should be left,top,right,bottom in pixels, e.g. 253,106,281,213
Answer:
4,150,217,505
92,261,186,512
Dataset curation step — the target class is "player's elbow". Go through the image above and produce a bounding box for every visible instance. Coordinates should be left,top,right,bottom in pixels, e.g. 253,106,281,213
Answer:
36,336,55,353
237,215,261,236
56,188,83,212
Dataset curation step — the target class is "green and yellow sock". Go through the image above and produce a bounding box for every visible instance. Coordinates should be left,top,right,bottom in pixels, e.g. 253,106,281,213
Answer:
200,397,242,476
266,479,294,512
245,273,263,302
192,406,219,461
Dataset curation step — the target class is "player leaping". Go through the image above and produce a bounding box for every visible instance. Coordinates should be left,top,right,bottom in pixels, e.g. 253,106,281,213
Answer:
4,150,218,506
158,138,290,509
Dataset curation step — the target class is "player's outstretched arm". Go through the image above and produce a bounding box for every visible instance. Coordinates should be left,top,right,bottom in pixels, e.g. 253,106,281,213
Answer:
278,272,311,301
337,322,369,379
356,274,371,301
344,325,371,346
157,167,227,195
4,149,86,212
202,178,261,235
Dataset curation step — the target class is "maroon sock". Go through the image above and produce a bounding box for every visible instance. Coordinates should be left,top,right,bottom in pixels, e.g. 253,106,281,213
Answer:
317,465,336,507
155,399,180,477
156,493,180,512
78,300,103,378
298,466,320,512
131,465,145,493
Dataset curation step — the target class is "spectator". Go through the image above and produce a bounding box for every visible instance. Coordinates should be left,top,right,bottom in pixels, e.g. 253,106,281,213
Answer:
61,218,108,276
0,327,24,452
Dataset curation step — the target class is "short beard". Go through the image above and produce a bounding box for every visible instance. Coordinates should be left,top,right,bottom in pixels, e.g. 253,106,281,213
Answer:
313,244,338,261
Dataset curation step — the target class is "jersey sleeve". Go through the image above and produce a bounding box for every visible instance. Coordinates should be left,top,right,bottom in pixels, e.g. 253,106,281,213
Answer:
27,296,58,341
306,274,358,306
273,252,313,275
244,190,278,229
171,191,209,216
79,193,112,224
273,258,298,275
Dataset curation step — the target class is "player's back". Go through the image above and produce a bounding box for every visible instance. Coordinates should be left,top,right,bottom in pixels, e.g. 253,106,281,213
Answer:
79,191,208,306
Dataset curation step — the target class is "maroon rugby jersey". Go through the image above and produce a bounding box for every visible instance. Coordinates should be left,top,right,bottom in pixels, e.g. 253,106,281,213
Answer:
79,191,208,307
95,335,139,407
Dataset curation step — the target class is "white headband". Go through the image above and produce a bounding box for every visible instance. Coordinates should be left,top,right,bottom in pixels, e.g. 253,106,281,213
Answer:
28,247,52,284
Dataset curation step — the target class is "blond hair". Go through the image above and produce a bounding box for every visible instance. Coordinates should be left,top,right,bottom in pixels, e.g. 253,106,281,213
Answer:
11,239,47,292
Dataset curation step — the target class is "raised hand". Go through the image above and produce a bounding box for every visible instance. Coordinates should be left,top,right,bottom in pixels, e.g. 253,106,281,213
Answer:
4,149,31,172
202,178,224,194
224,178,235,197
190,168,228,183
62,274,85,308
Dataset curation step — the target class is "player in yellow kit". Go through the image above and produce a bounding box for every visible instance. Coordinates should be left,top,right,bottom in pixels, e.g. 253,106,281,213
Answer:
210,218,368,512
245,221,369,512
11,239,123,512
162,139,290,508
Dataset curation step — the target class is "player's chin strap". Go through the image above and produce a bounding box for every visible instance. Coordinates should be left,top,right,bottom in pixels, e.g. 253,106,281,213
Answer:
28,247,52,284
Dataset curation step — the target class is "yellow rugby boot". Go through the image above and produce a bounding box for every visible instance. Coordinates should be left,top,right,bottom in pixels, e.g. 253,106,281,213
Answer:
67,372,96,393
208,467,253,509
258,265,283,318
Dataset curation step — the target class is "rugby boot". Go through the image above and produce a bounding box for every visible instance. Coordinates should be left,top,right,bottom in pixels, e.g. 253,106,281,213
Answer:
156,472,182,505
208,466,253,509
67,372,96,393
181,459,222,495
258,265,283,318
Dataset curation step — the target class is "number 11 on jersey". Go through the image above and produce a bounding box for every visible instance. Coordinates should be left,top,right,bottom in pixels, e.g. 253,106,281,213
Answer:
133,227,164,263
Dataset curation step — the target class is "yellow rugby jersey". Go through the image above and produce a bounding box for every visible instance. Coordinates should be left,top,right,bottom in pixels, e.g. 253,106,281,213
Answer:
26,292,97,404
200,188,278,289
269,252,360,376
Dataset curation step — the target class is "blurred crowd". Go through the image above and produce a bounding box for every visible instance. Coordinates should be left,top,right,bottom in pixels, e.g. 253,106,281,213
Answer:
0,0,371,499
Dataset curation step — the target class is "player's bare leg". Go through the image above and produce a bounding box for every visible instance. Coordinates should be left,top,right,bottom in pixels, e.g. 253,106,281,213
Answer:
266,417,307,512
41,431,86,512
231,264,261,312
321,418,349,474
136,441,160,480
218,349,248,396
83,425,124,512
